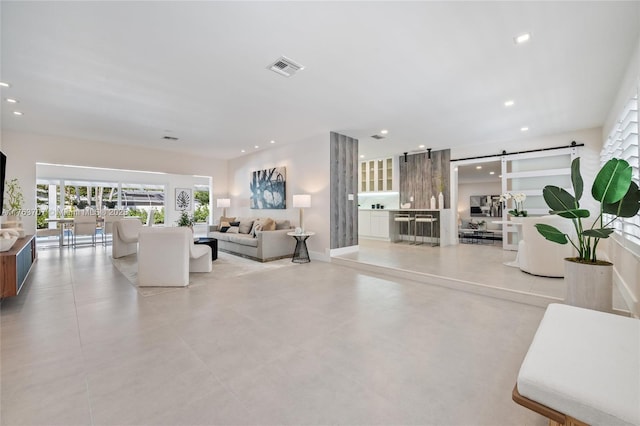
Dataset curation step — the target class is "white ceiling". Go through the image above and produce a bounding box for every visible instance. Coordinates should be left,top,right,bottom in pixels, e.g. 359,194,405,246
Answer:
457,160,502,184
2,2,638,160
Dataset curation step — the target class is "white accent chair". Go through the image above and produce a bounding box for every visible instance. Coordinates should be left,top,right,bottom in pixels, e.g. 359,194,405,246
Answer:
517,215,577,277
138,227,211,287
101,211,122,246
112,218,143,258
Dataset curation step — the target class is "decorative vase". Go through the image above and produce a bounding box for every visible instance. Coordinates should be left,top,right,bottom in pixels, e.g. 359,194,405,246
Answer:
438,192,444,210
564,259,613,313
430,196,436,210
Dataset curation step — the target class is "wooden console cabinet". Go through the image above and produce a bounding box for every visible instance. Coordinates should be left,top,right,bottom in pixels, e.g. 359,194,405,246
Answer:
1,235,37,298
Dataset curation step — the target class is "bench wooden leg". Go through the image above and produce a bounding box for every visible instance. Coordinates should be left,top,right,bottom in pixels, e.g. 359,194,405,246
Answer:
513,385,589,426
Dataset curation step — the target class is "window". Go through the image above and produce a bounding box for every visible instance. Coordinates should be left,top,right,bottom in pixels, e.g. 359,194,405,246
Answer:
601,91,639,250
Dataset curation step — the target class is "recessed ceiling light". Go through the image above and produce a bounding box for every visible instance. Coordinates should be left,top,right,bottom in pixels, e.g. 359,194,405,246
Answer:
6,98,18,103
514,33,531,44
489,171,495,175
499,174,503,178
521,126,529,132
380,129,388,135
241,149,246,153
254,145,259,149
504,100,515,107
476,165,482,170
0,82,9,87
270,140,275,144
360,154,365,158
418,144,425,149
13,111,23,116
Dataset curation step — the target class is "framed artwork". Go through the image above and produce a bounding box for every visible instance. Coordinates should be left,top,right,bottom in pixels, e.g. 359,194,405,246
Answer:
250,167,286,209
470,194,501,217
175,188,193,211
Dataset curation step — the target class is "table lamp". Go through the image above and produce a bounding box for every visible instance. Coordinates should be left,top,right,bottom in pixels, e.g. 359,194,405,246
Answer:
216,198,231,217
292,194,311,232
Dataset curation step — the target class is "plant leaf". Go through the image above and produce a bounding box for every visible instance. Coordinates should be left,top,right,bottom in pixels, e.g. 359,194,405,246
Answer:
603,181,640,218
549,208,590,219
583,228,615,238
542,186,577,212
592,159,632,204
571,157,583,201
535,223,568,244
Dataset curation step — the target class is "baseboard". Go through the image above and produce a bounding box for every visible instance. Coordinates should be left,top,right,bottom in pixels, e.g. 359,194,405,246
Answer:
329,245,359,257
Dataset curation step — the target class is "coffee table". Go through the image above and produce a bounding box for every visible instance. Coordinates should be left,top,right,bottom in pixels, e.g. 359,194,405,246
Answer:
194,237,218,261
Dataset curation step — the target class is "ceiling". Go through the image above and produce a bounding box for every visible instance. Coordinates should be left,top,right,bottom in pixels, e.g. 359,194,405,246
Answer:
1,2,638,160
457,160,502,184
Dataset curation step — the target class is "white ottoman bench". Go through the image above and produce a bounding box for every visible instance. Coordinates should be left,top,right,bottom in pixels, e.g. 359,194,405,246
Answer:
514,303,640,426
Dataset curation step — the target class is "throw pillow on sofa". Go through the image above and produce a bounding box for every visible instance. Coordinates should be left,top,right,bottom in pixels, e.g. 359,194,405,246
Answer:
275,220,291,230
251,217,276,236
227,226,240,234
218,216,236,231
238,218,254,234
219,221,231,233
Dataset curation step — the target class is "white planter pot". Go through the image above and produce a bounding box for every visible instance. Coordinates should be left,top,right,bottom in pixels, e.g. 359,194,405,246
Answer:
509,216,524,224
564,258,613,313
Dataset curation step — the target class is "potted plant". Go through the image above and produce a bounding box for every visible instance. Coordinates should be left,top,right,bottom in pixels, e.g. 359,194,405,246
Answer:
176,210,194,229
500,192,528,221
535,157,640,312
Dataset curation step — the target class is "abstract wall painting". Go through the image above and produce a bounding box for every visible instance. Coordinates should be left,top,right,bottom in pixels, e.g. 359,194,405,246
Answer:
250,167,286,209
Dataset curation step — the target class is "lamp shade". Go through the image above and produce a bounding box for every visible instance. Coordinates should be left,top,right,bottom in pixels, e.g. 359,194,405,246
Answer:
216,198,231,208
292,194,311,208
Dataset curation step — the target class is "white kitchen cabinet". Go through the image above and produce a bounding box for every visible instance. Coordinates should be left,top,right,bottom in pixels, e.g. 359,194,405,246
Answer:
358,210,390,240
370,211,390,238
358,210,371,236
360,157,395,192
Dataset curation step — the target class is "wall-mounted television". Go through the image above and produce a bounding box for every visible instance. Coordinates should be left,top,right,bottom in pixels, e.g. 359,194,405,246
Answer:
0,151,6,215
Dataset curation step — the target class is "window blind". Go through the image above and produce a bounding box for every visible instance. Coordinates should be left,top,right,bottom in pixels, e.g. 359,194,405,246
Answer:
601,92,639,250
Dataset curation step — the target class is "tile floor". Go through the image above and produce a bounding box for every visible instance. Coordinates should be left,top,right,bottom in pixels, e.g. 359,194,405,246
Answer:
1,246,548,425
337,239,626,310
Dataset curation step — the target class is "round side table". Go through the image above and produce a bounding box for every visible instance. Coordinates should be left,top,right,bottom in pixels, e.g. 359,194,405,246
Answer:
287,231,315,263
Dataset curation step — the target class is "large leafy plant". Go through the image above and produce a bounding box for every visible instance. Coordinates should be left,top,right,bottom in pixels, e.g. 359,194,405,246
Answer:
535,157,640,263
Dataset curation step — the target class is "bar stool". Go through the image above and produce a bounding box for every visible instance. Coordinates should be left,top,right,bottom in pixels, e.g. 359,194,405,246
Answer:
394,214,414,243
414,214,439,246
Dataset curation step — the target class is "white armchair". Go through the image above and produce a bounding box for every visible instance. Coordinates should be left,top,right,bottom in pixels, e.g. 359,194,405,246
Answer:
518,215,577,277
138,227,212,287
112,218,143,258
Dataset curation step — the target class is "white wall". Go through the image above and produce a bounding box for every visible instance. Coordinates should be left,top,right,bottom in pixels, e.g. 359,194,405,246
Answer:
1,130,227,234
226,134,331,260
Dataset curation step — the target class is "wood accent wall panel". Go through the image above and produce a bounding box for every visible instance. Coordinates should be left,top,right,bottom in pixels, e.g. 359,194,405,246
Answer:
330,132,358,249
399,149,450,209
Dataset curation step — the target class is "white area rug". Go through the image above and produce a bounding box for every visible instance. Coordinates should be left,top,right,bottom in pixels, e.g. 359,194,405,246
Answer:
111,252,294,297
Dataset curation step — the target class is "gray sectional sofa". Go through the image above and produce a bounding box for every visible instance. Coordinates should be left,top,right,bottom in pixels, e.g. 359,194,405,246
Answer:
208,218,294,262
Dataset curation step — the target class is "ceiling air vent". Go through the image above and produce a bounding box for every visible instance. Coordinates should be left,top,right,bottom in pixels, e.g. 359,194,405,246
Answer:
370,134,386,140
267,56,305,77
162,136,179,141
